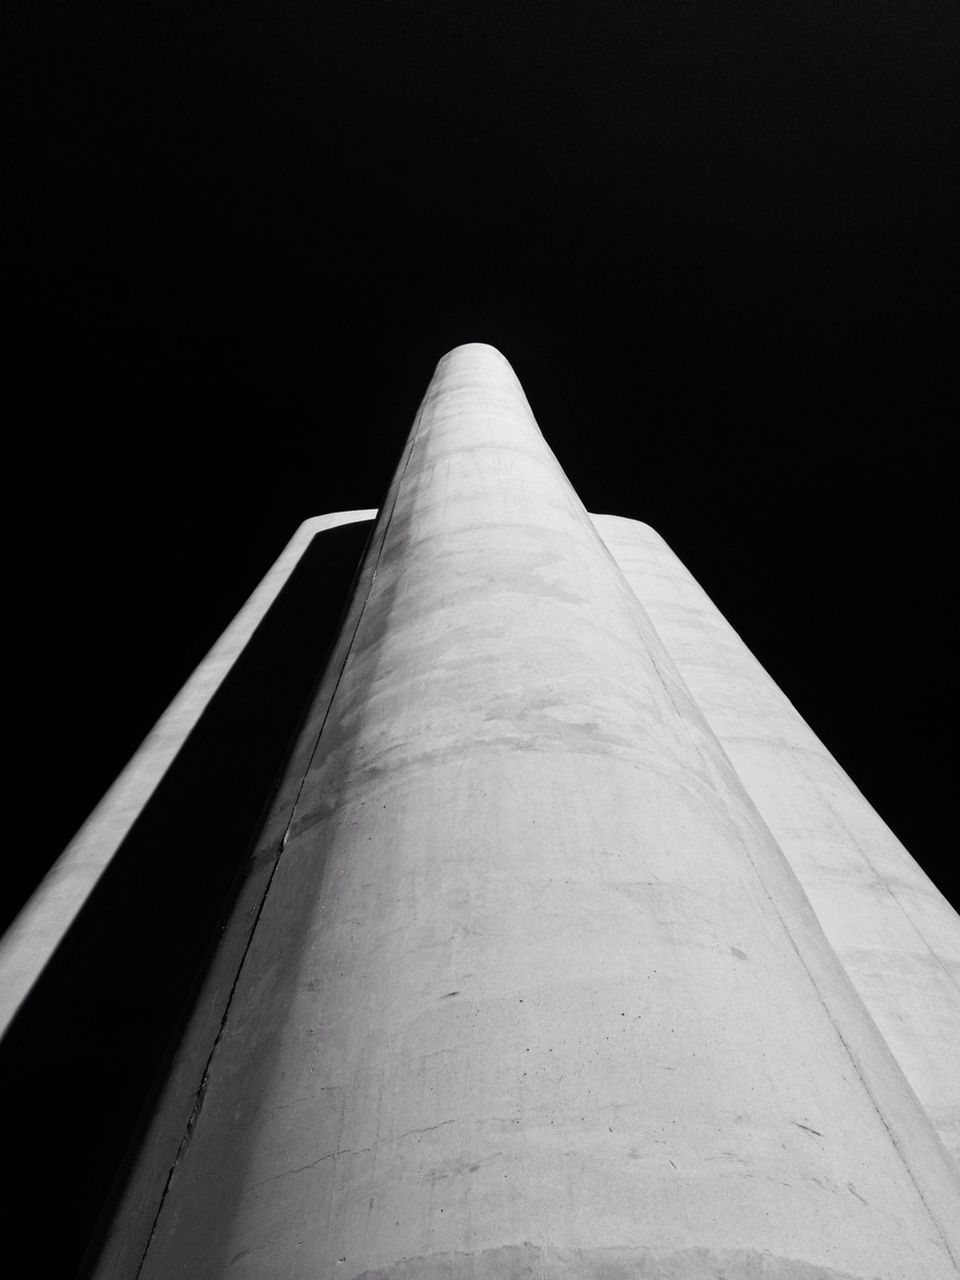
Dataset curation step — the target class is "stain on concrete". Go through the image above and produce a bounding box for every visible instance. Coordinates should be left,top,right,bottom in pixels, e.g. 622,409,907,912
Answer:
793,1123,824,1138
351,1243,878,1279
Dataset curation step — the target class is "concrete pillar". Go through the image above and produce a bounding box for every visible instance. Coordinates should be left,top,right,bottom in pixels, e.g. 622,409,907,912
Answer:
129,345,960,1279
591,514,960,1168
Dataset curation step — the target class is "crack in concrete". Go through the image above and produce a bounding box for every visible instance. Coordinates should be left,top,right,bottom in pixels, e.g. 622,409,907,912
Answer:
251,1146,372,1190
247,1114,536,1195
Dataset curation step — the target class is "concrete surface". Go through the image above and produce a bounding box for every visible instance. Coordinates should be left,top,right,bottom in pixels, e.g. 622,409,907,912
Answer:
76,507,378,1279
121,345,960,1279
591,514,960,1168
0,509,375,1040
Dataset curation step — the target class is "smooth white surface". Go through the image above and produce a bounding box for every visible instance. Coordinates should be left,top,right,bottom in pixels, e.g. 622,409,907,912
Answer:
592,514,960,1167
131,346,960,1279
0,510,376,1038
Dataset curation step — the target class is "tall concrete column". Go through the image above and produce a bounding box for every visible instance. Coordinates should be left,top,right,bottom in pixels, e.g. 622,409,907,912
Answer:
591,514,960,1167
128,345,959,1279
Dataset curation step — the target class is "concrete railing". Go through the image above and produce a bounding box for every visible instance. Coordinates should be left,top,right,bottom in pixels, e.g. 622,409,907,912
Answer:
0,509,378,1039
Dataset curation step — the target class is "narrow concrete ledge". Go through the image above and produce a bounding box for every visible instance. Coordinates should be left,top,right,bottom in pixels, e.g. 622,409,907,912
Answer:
0,509,377,1038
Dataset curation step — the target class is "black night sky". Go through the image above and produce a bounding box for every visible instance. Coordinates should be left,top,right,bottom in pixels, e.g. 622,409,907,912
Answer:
3,1,958,1272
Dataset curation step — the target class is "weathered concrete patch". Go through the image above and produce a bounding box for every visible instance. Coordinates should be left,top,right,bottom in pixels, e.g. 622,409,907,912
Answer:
352,1243,875,1280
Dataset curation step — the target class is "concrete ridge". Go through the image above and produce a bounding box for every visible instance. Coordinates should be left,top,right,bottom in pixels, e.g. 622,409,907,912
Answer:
0,509,377,1038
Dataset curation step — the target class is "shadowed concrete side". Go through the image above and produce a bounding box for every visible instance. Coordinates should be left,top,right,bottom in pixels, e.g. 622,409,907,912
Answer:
592,513,960,1168
112,345,958,1279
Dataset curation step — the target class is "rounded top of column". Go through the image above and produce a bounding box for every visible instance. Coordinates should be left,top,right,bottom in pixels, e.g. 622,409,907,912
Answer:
442,342,510,362
436,342,519,379
433,343,520,393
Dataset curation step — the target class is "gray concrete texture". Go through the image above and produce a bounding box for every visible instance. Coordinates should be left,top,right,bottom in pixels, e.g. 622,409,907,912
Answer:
118,344,960,1278
591,515,960,1169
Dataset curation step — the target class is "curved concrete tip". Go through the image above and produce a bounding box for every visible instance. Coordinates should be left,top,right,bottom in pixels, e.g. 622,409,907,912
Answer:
443,342,511,363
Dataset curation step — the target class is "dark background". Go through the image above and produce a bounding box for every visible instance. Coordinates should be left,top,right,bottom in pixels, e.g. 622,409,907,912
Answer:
7,0,957,915
2,3,958,1269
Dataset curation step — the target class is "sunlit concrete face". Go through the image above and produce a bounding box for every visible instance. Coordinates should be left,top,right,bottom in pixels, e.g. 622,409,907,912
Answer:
115,346,960,1279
